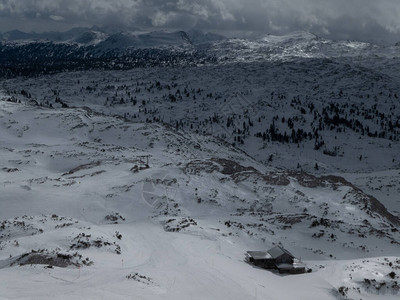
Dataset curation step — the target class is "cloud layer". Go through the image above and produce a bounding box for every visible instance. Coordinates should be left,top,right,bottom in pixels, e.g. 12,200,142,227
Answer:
1,0,400,43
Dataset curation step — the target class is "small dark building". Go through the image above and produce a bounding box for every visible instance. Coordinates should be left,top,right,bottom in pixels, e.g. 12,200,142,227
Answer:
246,245,294,268
246,245,305,274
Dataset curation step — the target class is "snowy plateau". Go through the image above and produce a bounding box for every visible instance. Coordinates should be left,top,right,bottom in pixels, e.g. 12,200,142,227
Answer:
0,29,400,299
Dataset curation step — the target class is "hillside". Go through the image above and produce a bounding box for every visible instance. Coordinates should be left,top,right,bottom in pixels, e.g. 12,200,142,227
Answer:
3,58,400,175
1,95,399,299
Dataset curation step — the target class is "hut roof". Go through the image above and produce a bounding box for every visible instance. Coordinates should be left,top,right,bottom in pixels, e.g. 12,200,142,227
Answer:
267,246,295,259
246,251,272,260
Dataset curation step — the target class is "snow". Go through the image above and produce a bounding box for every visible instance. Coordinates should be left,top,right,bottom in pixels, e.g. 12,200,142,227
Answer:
1,31,400,299
0,98,398,299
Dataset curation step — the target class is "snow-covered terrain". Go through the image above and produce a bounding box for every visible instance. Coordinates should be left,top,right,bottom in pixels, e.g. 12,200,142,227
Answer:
3,57,400,174
1,31,399,299
1,95,399,299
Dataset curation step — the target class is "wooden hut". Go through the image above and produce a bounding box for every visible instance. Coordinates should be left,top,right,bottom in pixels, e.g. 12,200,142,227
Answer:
246,245,305,274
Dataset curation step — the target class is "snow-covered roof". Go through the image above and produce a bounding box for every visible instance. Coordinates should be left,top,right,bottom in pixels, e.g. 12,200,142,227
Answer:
247,246,295,260
246,251,272,260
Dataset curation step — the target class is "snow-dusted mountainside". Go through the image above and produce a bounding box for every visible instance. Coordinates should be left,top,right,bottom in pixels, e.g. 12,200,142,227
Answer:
2,29,400,76
1,31,400,299
0,27,223,75
0,26,224,46
0,27,107,45
1,29,398,63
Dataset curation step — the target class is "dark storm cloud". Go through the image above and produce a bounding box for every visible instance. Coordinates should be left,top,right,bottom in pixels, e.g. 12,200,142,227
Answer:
1,0,400,43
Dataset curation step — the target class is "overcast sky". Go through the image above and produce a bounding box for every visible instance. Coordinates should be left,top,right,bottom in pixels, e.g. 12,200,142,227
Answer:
1,0,400,43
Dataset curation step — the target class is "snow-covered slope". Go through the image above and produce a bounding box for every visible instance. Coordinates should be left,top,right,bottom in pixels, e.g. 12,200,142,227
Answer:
3,58,399,174
0,96,399,299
